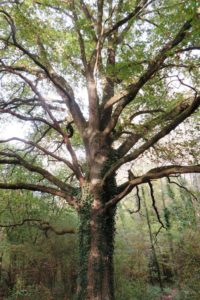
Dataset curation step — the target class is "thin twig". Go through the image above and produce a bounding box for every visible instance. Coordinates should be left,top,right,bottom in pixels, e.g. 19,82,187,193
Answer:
167,177,198,201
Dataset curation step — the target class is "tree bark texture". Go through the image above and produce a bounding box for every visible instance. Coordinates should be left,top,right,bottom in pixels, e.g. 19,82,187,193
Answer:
77,207,115,299
76,175,116,300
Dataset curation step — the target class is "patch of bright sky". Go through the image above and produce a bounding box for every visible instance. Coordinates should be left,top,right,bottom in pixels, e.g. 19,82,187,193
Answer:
0,87,88,141
0,118,31,140
0,1,199,141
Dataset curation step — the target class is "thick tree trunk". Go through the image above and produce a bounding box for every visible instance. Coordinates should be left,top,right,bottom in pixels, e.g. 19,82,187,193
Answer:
76,189,116,300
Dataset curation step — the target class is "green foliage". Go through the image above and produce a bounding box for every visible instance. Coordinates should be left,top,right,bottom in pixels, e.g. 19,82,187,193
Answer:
0,173,199,299
0,190,78,299
0,0,200,298
114,178,200,299
115,280,163,300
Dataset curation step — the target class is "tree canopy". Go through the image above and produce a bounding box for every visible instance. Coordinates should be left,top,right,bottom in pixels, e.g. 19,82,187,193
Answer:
0,1,200,299
0,0,199,206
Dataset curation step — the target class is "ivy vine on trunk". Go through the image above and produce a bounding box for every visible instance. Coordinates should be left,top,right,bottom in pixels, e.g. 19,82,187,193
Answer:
0,1,200,299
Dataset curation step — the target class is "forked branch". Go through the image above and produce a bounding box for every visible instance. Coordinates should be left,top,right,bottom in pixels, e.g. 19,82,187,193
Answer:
103,165,200,210
0,218,75,235
0,182,77,207
104,95,200,179
103,16,196,133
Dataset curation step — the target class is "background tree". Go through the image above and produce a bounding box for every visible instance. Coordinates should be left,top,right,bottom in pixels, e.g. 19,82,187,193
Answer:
0,188,78,299
0,0,200,299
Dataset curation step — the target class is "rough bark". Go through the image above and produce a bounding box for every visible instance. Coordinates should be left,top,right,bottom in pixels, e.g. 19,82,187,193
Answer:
77,184,116,300
0,3,200,299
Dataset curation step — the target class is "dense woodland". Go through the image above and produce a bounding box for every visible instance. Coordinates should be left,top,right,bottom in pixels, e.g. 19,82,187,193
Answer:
0,176,200,299
0,0,200,299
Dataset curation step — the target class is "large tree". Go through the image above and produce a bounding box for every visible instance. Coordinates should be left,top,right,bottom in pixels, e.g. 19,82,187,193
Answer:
0,0,199,299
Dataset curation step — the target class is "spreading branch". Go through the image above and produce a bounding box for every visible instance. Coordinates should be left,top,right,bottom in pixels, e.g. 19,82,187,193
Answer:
104,95,200,179
0,218,75,235
0,137,76,173
0,151,73,194
104,165,200,210
103,16,197,133
0,65,83,182
0,9,87,133
0,182,77,207
104,0,149,37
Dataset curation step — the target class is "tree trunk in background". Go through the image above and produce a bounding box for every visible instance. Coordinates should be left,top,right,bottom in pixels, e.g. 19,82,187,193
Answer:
161,182,177,283
142,188,163,291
